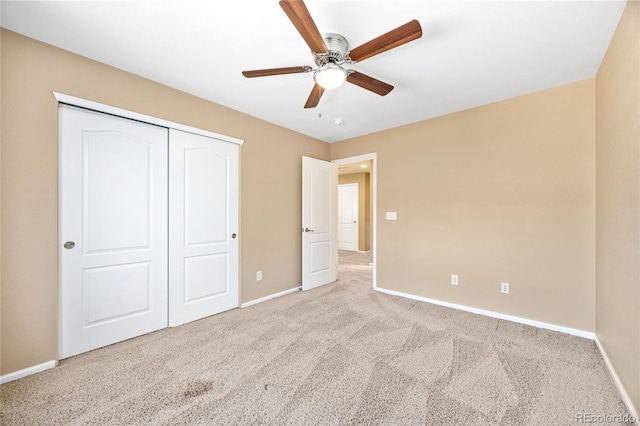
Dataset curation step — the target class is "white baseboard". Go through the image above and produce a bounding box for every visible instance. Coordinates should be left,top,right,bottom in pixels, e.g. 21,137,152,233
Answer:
594,337,640,425
0,360,56,385
375,287,595,339
240,286,301,308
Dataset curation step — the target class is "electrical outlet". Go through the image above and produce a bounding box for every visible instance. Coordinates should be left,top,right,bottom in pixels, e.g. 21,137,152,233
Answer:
257,271,262,281
501,282,510,294
451,274,459,285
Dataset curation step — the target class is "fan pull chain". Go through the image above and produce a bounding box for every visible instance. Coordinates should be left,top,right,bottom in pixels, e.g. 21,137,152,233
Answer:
334,86,344,126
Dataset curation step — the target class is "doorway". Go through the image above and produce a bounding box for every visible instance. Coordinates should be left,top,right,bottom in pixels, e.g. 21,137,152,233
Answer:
333,153,377,290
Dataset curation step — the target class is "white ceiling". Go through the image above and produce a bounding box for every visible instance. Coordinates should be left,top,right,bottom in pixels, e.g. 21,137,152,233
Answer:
0,1,627,143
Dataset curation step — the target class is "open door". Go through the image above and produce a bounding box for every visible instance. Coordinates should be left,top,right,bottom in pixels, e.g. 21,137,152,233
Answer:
302,156,337,291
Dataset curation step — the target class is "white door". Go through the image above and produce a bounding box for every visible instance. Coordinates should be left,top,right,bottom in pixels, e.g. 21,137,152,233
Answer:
338,183,358,251
60,105,168,359
168,129,239,326
302,156,337,291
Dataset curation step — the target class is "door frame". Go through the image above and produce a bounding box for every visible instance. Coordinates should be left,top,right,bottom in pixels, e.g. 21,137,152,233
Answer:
332,153,377,290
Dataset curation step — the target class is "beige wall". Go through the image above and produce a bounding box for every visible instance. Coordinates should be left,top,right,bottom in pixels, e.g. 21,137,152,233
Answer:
331,79,596,331
0,29,328,375
596,0,640,414
338,173,371,252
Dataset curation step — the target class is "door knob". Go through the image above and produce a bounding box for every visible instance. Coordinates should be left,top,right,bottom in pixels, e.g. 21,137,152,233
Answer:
304,228,315,233
231,233,237,239
64,241,75,249
353,220,357,223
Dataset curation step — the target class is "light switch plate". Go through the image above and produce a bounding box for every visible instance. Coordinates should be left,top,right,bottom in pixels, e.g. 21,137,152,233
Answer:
386,212,397,220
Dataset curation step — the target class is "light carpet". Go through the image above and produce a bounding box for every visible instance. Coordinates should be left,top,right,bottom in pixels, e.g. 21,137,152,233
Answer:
0,251,633,425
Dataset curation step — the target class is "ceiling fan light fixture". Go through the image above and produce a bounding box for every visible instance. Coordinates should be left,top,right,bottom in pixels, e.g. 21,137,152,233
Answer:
314,64,347,90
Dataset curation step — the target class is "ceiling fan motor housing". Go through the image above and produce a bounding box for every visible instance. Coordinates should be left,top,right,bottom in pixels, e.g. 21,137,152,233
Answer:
315,33,350,66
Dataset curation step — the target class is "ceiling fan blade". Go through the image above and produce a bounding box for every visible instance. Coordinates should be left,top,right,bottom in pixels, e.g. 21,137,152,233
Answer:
348,20,422,63
279,0,327,54
304,83,325,108
242,66,312,78
347,71,394,96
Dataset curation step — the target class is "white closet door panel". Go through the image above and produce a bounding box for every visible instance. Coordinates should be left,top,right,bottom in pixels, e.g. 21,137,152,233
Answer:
184,148,228,245
169,129,239,327
184,254,228,302
60,105,168,359
82,262,152,324
84,135,152,252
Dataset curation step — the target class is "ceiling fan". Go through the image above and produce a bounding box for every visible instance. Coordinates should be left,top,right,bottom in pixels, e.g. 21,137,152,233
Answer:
242,0,423,108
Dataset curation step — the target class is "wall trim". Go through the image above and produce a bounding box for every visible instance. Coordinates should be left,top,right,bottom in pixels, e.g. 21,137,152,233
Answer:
594,337,640,424
53,92,244,145
0,360,57,385
240,286,301,308
375,286,596,339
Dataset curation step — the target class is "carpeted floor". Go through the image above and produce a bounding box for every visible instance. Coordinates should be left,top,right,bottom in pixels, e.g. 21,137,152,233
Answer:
0,251,633,425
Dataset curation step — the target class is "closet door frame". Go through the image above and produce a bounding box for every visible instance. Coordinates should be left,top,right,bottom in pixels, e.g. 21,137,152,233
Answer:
54,93,243,146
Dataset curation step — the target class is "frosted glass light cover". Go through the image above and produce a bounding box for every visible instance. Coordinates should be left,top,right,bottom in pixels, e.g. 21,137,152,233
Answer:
314,65,347,90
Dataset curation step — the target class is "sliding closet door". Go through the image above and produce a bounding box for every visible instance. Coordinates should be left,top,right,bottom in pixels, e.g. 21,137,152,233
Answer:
59,105,168,359
168,129,239,326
